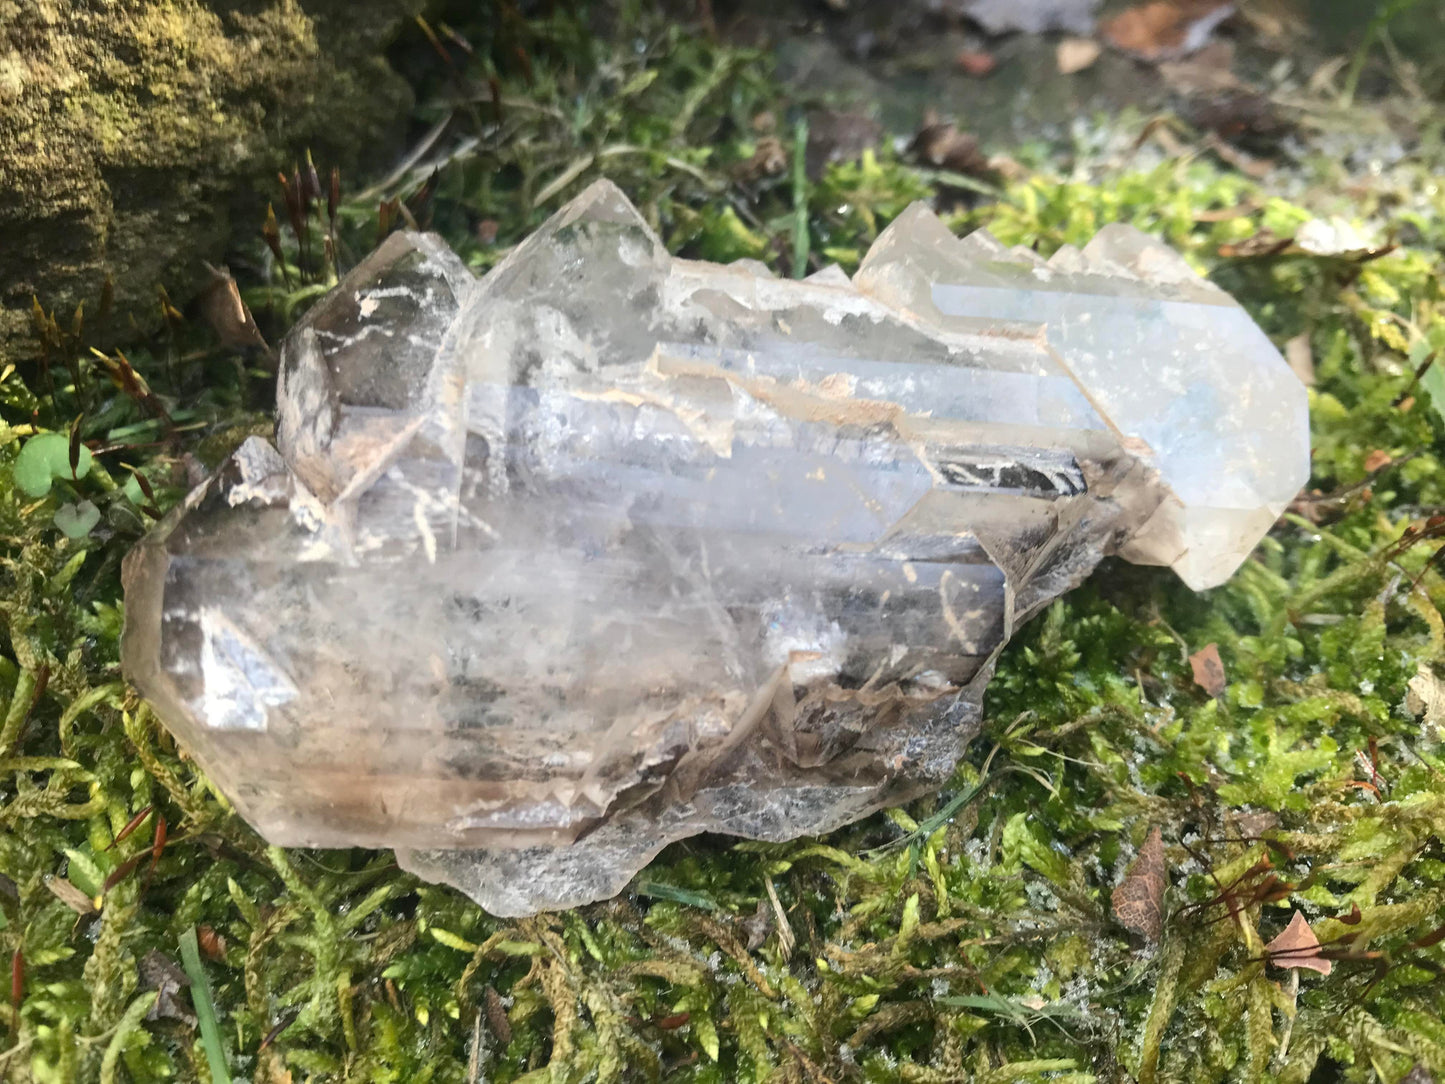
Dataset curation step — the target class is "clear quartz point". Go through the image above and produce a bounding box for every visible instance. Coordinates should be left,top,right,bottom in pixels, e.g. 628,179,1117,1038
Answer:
122,180,1309,915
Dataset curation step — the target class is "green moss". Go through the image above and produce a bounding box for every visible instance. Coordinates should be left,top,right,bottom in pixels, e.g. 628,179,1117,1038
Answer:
5,6,1445,1082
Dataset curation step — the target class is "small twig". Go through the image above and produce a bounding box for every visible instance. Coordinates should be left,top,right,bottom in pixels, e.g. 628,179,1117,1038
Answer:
1392,350,1438,407
466,1006,486,1084
356,112,457,203
1289,450,1423,517
1276,967,1300,1062
764,877,795,957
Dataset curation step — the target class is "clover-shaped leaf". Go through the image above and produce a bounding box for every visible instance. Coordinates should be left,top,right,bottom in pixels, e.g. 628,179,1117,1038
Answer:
54,500,101,539
14,433,93,498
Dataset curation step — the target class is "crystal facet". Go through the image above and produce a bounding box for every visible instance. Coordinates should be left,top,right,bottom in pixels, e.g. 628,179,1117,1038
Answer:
122,181,1309,915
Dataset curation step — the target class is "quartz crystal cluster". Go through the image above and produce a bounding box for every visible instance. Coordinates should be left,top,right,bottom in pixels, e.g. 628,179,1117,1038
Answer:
122,180,1309,915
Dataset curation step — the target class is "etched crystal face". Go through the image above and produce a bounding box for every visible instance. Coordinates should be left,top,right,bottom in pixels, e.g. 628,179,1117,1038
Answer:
121,181,1309,915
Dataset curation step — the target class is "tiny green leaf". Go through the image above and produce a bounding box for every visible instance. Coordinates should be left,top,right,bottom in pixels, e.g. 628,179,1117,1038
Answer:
54,500,100,538
1414,341,1445,425
428,927,480,953
121,472,145,505
63,848,105,898
618,68,658,97
692,1011,720,1061
14,432,92,498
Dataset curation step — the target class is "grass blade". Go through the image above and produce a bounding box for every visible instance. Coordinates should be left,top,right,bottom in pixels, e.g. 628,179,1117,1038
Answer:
179,926,232,1084
632,879,720,911
791,117,809,279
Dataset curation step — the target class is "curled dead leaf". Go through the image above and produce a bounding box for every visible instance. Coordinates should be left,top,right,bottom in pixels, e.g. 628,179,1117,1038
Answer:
1406,663,1445,733
138,949,197,1026
1112,825,1166,942
196,924,227,961
198,263,271,359
1189,643,1227,698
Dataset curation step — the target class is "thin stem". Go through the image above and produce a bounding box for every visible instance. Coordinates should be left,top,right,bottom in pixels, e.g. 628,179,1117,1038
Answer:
1276,968,1300,1063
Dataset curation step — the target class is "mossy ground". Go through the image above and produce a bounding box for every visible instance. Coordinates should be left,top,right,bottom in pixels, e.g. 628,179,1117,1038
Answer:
4,5,1445,1082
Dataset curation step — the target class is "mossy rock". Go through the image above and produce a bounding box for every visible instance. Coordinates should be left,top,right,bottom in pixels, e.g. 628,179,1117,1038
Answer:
0,0,423,362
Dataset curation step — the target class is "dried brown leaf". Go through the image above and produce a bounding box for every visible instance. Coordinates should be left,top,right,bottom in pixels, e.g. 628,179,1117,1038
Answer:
1112,825,1166,941
1229,810,1279,839
198,264,270,357
735,136,788,183
1102,0,1234,62
1407,663,1445,733
44,875,97,915
484,984,512,1046
909,121,990,178
1158,39,1239,94
743,896,772,951
197,924,226,961
1189,643,1227,697
138,949,197,1026
1264,910,1332,975
1363,449,1392,473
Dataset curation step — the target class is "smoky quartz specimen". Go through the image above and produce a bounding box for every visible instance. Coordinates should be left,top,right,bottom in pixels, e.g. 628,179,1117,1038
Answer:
122,181,1309,915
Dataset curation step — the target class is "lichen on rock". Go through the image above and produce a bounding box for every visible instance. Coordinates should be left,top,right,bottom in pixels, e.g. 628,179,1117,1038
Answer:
0,0,422,361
